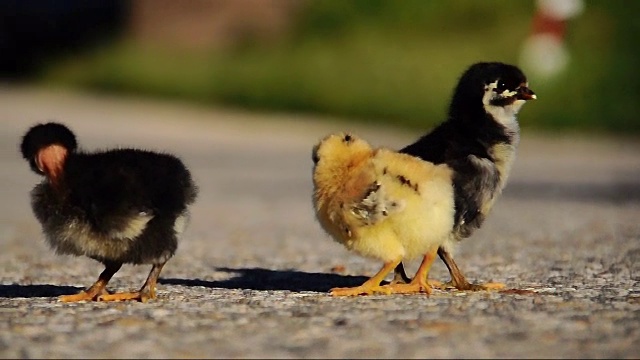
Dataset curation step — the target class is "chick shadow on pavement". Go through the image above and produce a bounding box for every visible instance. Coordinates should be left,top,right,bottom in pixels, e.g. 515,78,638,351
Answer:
0,284,83,298
159,267,369,293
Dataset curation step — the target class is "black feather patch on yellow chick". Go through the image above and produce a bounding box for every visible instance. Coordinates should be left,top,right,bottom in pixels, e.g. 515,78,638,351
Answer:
312,132,455,296
394,62,536,290
20,122,198,302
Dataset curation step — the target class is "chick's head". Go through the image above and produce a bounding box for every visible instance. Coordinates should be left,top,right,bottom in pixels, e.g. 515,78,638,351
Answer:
312,132,375,205
20,122,78,186
450,62,536,123
312,132,373,170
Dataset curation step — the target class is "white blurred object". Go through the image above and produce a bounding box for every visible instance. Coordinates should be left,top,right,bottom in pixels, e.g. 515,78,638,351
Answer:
520,34,569,79
520,0,585,79
538,0,584,20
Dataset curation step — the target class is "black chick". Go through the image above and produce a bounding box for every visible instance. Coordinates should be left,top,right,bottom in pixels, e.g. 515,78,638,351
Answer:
393,62,536,290
20,122,198,302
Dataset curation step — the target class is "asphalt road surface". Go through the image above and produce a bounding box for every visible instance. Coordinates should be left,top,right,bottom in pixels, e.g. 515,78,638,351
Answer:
1,86,639,359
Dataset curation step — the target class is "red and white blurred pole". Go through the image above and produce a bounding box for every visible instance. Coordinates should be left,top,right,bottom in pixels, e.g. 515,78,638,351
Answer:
519,0,584,79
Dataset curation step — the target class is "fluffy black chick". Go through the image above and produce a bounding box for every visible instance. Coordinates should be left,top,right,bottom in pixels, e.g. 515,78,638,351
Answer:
394,62,536,290
20,122,198,302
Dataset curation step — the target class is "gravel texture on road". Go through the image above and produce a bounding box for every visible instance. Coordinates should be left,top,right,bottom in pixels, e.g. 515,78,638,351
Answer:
1,87,639,358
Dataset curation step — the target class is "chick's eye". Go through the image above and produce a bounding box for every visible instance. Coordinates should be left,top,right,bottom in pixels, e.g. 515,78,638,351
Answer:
312,151,320,164
343,134,352,143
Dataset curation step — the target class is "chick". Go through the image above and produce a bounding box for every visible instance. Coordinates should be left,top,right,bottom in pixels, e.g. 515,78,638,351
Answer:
312,132,455,296
393,62,536,290
20,122,198,302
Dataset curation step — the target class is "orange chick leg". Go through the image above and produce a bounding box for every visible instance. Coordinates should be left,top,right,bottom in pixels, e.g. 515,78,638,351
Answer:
59,262,121,302
382,246,439,295
97,262,166,303
331,258,402,296
437,247,505,291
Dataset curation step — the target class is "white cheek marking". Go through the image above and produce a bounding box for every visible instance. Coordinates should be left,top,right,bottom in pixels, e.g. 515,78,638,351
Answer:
482,80,499,107
483,79,526,131
484,80,498,93
484,80,518,103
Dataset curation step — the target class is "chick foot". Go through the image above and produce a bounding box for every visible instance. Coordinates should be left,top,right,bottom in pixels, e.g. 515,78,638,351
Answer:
330,284,393,296
59,262,121,302
97,262,165,302
59,287,111,302
381,282,431,295
331,279,443,296
389,275,443,289
330,259,401,297
382,276,441,295
436,247,505,291
383,247,440,295
97,290,155,303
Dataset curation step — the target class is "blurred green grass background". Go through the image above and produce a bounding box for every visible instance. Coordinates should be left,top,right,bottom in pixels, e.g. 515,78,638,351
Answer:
40,0,640,133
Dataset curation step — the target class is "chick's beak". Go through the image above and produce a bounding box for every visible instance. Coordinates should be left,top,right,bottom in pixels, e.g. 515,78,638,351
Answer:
517,86,536,100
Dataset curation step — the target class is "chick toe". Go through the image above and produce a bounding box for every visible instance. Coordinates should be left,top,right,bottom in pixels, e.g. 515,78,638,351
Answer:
59,287,111,302
330,284,392,296
59,291,100,303
472,282,506,291
97,291,153,303
436,279,505,291
381,281,432,295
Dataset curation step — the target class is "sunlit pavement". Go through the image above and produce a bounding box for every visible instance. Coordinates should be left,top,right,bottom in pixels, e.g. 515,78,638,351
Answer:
1,86,638,358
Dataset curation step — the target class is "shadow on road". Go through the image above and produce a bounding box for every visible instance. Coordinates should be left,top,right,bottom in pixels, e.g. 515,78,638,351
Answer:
0,270,375,298
160,267,369,293
0,284,83,298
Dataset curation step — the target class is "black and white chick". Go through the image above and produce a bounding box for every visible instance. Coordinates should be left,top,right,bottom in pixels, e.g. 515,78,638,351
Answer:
20,122,198,302
393,62,536,290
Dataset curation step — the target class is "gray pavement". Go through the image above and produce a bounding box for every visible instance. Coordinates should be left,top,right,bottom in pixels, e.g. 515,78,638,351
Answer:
0,86,639,359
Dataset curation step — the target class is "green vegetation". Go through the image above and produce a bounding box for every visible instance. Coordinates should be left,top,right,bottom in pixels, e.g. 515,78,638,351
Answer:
42,0,639,133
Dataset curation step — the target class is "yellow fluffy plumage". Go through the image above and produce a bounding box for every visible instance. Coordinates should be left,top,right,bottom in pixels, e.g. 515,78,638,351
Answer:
312,132,455,296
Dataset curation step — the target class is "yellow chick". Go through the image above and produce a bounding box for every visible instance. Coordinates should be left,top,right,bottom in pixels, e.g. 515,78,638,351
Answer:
312,132,455,296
